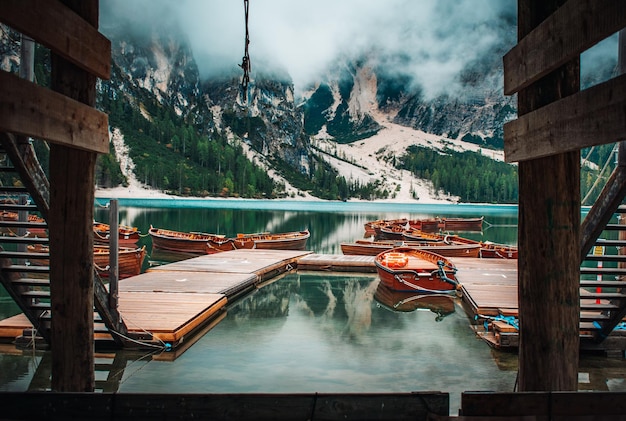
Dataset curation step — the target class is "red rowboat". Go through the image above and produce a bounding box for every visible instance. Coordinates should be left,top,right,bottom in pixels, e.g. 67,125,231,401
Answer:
341,239,481,258
374,247,459,293
93,222,141,245
28,244,146,278
149,226,226,254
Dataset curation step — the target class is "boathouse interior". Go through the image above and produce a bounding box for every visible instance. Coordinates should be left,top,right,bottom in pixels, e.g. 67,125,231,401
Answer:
1,0,626,419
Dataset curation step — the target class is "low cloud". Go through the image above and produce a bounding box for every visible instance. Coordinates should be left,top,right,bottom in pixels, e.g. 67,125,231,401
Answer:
103,1,518,97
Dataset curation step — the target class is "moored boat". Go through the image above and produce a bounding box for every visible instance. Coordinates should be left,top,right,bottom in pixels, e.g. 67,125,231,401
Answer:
148,225,225,254
248,229,310,250
480,242,518,259
374,246,459,293
341,239,481,258
28,244,147,278
93,222,141,245
93,245,147,278
0,211,48,237
410,218,441,232
440,216,484,232
149,226,310,253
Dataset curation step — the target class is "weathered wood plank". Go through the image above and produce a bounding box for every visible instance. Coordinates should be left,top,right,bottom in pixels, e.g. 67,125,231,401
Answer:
298,254,377,272
0,392,449,421
0,132,50,219
504,73,626,162
120,270,257,296
515,0,581,392
504,0,626,95
462,391,626,419
48,0,100,393
0,0,111,79
0,71,109,154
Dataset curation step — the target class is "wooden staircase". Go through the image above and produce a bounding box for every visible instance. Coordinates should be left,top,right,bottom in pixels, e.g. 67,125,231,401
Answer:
0,136,150,348
580,205,626,348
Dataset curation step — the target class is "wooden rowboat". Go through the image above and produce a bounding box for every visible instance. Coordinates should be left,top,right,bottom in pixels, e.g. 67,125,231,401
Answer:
149,226,226,254
150,226,310,254
341,239,481,258
28,244,147,278
374,282,456,320
403,230,518,259
93,245,147,278
93,222,141,245
440,216,484,232
374,246,459,293
0,211,48,237
480,242,518,259
245,229,310,250
440,235,518,259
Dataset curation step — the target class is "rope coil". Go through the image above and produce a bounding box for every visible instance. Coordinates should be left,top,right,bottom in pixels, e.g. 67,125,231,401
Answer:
239,0,251,102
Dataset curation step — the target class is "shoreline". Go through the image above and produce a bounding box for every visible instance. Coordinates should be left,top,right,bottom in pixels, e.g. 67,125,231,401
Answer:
94,188,519,216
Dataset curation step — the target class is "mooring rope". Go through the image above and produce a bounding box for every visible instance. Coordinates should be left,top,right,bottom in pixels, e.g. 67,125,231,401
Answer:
239,0,251,103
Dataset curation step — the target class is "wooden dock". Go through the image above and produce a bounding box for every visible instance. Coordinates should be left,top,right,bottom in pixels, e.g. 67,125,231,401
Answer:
0,252,513,350
0,249,311,350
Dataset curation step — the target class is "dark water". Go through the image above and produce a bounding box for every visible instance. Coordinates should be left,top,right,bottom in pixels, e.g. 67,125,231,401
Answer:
1,200,625,413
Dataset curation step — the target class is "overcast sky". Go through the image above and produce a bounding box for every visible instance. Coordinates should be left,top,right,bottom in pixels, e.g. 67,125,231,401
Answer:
101,1,618,96
179,0,516,95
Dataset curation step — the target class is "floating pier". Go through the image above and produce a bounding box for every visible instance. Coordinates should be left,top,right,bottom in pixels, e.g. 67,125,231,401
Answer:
7,250,621,353
0,249,311,350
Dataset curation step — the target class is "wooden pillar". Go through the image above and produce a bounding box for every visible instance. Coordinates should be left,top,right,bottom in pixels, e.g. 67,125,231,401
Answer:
619,31,626,265
49,0,99,392
517,0,580,391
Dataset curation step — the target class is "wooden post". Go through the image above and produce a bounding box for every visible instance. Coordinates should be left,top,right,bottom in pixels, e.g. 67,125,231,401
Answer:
49,0,99,392
108,199,119,309
618,30,626,268
17,34,34,252
517,0,580,391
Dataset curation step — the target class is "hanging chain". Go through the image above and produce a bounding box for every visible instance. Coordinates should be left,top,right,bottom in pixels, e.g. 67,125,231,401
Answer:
239,0,251,102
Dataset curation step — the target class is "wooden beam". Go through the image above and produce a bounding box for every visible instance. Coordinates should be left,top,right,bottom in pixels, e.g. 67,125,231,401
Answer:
516,0,580,392
0,132,50,220
461,391,626,418
0,71,109,154
504,0,626,95
0,392,450,420
49,0,99,393
0,0,111,80
580,165,626,260
504,73,626,162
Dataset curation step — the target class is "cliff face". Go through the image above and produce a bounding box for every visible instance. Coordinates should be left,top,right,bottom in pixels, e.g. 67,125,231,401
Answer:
102,16,313,178
301,21,518,149
2,10,518,200
202,74,311,173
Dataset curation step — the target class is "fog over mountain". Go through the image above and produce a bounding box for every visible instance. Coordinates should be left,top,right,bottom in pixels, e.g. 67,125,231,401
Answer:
93,2,619,201
101,0,516,98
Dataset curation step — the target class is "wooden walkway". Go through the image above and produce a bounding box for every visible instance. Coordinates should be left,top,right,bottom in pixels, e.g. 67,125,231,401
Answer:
454,258,519,316
0,251,527,351
0,249,311,349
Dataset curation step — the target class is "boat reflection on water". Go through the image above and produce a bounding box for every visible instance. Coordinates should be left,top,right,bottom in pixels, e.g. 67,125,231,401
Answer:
148,247,200,266
373,282,456,321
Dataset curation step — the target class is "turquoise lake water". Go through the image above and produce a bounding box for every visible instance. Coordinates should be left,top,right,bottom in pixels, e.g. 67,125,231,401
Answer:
0,200,623,414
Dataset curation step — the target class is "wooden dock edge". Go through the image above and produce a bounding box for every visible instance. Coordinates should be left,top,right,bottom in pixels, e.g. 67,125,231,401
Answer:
455,391,626,419
0,391,449,421
150,295,228,344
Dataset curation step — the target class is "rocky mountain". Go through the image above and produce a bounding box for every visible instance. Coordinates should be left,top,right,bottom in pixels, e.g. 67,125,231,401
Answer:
300,14,517,150
1,5,524,202
100,9,520,200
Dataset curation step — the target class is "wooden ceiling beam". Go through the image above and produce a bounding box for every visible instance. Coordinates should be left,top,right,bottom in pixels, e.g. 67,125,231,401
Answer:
0,70,109,154
504,73,626,162
0,0,111,80
504,0,626,95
